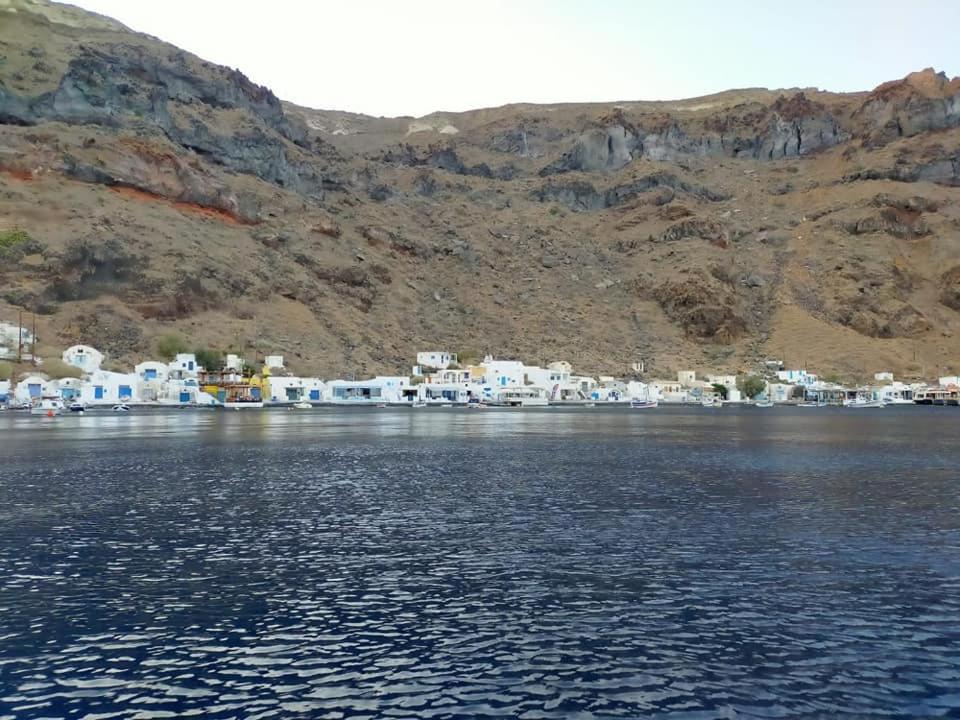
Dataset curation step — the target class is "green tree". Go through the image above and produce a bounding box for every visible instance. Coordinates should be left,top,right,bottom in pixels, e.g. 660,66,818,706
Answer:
0,361,12,381
194,348,223,371
711,383,728,400
156,334,188,361
737,374,767,399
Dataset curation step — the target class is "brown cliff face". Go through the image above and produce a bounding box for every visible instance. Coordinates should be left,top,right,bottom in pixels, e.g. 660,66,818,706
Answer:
0,0,958,379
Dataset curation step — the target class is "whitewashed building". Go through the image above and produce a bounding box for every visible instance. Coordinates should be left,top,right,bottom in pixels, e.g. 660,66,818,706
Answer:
777,369,819,387
415,351,456,372
267,375,326,403
326,376,410,403
62,345,104,372
0,380,10,405
13,374,54,403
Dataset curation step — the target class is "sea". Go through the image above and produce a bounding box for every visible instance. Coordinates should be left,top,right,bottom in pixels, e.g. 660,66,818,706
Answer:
1,405,958,719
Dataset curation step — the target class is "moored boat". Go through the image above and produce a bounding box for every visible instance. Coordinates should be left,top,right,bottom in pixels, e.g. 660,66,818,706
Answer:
844,398,884,409
292,401,313,409
754,399,774,408
31,397,65,416
630,398,658,409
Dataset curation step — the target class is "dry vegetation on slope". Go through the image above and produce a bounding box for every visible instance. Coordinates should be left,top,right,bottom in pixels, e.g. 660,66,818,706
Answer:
1,0,959,379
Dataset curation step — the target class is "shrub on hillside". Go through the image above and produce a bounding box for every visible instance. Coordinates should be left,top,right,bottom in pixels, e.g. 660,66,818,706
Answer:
156,334,189,360
42,358,82,379
0,361,12,381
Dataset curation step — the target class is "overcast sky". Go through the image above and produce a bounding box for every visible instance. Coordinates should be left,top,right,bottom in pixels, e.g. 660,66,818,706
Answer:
69,0,959,118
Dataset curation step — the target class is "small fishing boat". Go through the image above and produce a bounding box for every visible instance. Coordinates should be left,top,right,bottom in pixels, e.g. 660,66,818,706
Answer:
583,402,596,408
112,403,131,412
292,401,313,409
411,401,427,408
630,398,658,409
844,398,884,409
69,402,86,413
701,398,720,408
754,399,774,408
31,397,65,416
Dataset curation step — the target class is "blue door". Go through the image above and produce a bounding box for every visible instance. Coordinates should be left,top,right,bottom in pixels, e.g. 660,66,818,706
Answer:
309,389,320,401
118,385,132,399
28,383,41,398
179,391,190,403
94,386,104,400
145,368,157,380
251,387,261,400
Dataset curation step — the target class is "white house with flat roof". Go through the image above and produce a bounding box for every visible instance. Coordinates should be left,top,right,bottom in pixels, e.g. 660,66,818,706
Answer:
326,376,410,403
267,375,325,403
416,351,456,371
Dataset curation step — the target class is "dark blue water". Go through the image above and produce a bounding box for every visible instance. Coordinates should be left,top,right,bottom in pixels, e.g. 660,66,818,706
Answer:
1,407,959,719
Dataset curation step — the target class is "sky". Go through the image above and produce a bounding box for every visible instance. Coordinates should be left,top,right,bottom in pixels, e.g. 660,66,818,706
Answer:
68,0,960,118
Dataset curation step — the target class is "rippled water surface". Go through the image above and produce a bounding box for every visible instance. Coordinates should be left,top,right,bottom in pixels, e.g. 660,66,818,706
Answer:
1,406,959,719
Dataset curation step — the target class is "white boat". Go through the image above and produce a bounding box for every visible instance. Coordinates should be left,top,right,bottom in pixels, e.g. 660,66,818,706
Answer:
754,399,774,408
31,397,65,416
701,398,720,408
223,400,263,409
630,398,658,409
292,401,313,409
882,397,914,406
411,401,427,408
69,402,86,413
112,403,131,412
844,398,884,409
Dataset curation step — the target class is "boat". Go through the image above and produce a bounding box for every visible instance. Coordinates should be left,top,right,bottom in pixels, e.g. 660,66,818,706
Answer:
754,399,774,408
882,397,915,406
112,403,131,412
292,401,313,409
411,401,427,408
491,387,549,407
701,398,720,408
68,402,86,413
797,401,826,408
844,398,884,409
223,399,263,409
583,402,596,408
630,398,658,409
30,397,65,416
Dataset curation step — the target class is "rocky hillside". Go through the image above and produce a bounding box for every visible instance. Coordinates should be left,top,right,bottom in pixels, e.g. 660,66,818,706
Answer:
1,0,959,379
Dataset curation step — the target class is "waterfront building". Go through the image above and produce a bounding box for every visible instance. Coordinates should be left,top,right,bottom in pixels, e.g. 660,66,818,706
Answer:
765,382,796,403
13,374,54,403
0,380,9,405
326,376,410,403
266,374,325,403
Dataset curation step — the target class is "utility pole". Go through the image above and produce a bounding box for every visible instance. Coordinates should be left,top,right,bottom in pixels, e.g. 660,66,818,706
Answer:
17,309,22,363
31,313,36,365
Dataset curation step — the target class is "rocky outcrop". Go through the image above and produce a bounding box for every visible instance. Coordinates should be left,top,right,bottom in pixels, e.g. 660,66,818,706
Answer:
841,196,933,239
657,219,728,246
539,125,639,175
940,266,960,311
641,271,748,344
538,93,844,174
854,69,960,146
0,44,328,197
533,172,728,211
